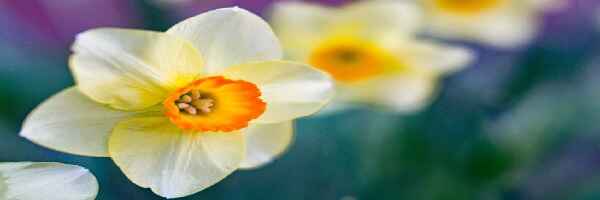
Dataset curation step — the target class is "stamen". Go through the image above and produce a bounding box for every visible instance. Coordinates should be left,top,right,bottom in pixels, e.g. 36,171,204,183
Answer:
191,90,201,99
180,95,193,103
184,106,198,115
177,103,190,109
176,90,215,115
192,99,214,114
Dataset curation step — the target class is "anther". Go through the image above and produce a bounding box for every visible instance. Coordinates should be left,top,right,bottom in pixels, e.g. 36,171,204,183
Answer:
191,90,201,99
177,103,190,109
184,106,198,115
176,90,216,115
192,99,214,114
180,95,193,103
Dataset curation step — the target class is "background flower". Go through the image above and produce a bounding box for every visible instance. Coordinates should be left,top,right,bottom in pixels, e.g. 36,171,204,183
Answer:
271,1,473,112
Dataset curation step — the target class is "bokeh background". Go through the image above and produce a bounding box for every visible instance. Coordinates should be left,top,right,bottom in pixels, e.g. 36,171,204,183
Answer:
1,0,600,199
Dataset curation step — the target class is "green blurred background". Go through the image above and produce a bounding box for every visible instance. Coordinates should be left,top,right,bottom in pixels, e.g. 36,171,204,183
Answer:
1,0,600,199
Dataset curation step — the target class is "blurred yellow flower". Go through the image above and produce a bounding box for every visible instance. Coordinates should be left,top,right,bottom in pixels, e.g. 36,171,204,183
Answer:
271,1,473,112
0,162,98,200
19,7,333,199
417,0,565,47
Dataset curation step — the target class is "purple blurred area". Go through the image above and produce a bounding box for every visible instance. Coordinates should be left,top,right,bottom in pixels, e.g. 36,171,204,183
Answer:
0,0,141,49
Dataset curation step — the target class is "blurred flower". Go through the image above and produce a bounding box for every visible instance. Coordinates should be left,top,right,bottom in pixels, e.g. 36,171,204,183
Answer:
413,0,566,48
0,162,98,200
271,1,473,113
20,7,333,199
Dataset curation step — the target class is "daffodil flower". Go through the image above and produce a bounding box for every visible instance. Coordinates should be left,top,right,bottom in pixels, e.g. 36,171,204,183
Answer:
271,1,473,112
0,162,98,200
20,7,333,198
414,0,565,48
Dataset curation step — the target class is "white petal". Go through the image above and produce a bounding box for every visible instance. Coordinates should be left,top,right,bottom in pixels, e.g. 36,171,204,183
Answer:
0,162,98,200
270,2,335,60
109,117,245,198
20,87,155,157
221,61,334,123
239,121,294,169
339,1,423,38
426,9,537,48
399,40,475,75
71,28,205,110
474,14,537,48
374,77,438,112
167,7,282,74
338,75,438,113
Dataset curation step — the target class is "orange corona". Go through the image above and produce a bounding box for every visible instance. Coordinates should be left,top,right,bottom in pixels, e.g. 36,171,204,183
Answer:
163,76,266,132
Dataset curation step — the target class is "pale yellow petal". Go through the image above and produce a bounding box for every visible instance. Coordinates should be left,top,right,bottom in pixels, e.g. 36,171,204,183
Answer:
425,3,538,48
338,1,423,39
167,7,282,74
374,77,438,112
70,28,205,110
398,40,475,75
338,75,438,113
473,14,537,48
109,117,244,198
20,87,159,157
0,162,98,200
270,2,335,60
222,61,334,123
239,121,294,169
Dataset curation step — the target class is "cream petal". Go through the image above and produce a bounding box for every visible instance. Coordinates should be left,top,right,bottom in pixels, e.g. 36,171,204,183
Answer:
374,76,438,112
109,117,245,198
338,1,423,39
70,28,205,110
474,14,537,48
221,61,334,123
167,7,282,74
0,162,98,200
426,7,537,48
338,75,438,113
19,87,158,157
270,2,335,60
239,121,294,169
399,40,475,75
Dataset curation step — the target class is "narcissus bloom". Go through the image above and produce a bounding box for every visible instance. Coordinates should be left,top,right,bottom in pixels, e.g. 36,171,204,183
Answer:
20,7,333,198
414,0,565,48
0,162,98,200
271,1,473,112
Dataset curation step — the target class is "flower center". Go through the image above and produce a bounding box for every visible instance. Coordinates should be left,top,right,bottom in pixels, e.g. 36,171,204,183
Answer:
430,0,504,16
175,90,215,115
163,76,266,132
309,37,400,83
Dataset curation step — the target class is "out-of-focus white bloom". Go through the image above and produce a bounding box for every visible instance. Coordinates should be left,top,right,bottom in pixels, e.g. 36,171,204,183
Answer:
271,1,473,113
413,0,566,48
0,162,98,200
